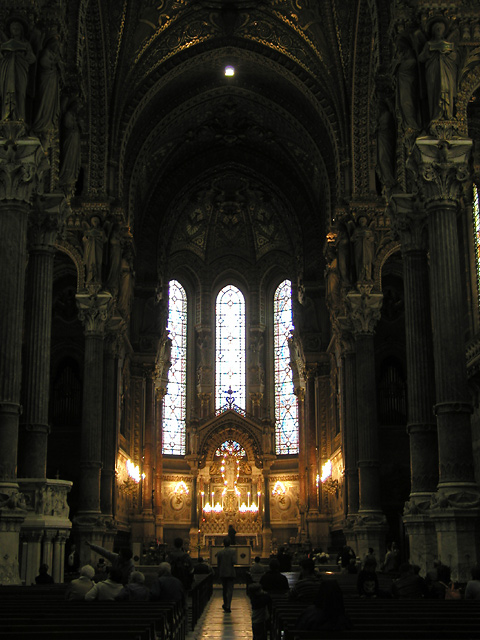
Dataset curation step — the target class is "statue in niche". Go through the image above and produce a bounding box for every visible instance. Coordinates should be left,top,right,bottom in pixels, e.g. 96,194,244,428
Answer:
376,98,396,189
197,333,211,368
105,223,122,296
118,247,135,318
59,96,82,190
418,17,459,122
82,215,107,285
324,242,342,312
189,425,199,455
335,218,353,286
351,215,375,283
249,334,264,367
262,424,272,454
0,18,36,122
393,33,422,131
32,35,64,135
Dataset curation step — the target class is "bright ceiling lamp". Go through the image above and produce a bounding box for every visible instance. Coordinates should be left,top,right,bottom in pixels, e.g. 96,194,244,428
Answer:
224,65,235,77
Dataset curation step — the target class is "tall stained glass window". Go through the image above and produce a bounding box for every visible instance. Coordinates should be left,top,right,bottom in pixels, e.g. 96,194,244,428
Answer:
162,280,187,455
473,183,480,308
216,285,245,410
274,279,298,454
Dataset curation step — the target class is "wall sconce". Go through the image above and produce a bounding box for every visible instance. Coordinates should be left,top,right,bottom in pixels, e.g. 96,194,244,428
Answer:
272,481,287,497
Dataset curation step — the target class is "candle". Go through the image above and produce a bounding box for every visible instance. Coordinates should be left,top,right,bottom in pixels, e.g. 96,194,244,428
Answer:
247,492,250,507
258,491,261,511
201,491,204,509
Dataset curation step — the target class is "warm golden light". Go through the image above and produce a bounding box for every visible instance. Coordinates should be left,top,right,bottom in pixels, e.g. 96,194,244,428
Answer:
321,460,332,482
272,480,286,496
224,65,235,77
126,459,145,483
173,480,189,495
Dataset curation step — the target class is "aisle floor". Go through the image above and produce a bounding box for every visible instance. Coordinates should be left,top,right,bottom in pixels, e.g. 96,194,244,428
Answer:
187,586,253,639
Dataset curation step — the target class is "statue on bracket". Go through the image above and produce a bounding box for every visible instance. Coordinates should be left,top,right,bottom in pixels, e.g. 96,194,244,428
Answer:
0,18,36,122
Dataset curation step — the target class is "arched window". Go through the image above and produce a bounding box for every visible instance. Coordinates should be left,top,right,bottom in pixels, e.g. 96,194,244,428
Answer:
216,285,245,410
274,279,299,454
163,280,187,455
473,183,480,308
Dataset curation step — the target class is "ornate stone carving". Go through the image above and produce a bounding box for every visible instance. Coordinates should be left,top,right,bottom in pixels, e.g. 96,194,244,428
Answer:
28,192,66,247
408,138,472,205
76,291,112,336
0,131,48,203
388,193,428,253
346,287,383,335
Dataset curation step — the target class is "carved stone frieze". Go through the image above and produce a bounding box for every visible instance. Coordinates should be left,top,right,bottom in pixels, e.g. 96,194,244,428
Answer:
28,193,66,248
407,137,472,206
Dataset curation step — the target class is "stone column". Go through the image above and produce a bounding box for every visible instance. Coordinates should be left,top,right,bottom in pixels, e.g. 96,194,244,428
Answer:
0,127,48,584
335,321,358,549
18,195,65,478
295,387,307,541
154,386,166,541
187,464,199,551
410,138,480,580
390,194,438,571
101,330,122,547
305,365,318,514
142,371,155,516
347,286,386,560
262,458,274,553
75,291,111,560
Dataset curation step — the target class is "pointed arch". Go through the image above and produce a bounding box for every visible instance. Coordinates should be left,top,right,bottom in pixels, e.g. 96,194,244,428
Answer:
215,285,245,410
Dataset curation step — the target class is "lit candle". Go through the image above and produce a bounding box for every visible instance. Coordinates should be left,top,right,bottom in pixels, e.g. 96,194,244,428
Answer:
211,491,214,506
201,491,204,509
247,492,250,507
258,491,261,511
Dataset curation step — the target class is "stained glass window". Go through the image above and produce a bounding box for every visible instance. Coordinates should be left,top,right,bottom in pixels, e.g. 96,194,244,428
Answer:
216,285,245,410
473,183,480,308
274,279,299,454
162,280,187,455
215,440,246,458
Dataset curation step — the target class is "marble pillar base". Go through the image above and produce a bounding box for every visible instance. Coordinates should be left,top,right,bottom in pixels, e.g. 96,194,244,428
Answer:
262,527,272,554
131,513,156,550
353,511,387,563
306,511,330,550
343,516,358,553
0,482,27,584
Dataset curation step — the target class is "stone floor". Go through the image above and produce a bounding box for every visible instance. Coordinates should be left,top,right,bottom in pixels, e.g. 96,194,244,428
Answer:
187,586,253,640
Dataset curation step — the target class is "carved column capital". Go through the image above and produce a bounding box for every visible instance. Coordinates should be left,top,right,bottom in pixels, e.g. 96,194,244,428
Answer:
76,292,112,336
346,288,383,336
333,317,355,355
0,128,49,203
389,193,428,253
407,138,473,207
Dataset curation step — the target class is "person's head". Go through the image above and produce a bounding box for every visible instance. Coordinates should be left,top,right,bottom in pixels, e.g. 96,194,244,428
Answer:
368,548,374,555
399,562,411,575
158,562,171,577
299,557,316,576
269,558,280,572
109,568,123,584
412,564,421,576
437,564,451,583
9,20,24,38
119,548,133,562
38,564,49,574
471,565,480,581
96,558,106,571
79,565,95,580
223,536,231,547
197,557,204,564
174,537,183,549
129,571,145,584
363,557,376,573
254,556,261,564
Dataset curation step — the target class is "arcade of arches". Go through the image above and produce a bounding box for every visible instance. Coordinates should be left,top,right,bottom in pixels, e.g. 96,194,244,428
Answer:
1,0,480,586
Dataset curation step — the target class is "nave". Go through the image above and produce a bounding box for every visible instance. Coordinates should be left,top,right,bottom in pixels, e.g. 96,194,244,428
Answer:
187,586,253,640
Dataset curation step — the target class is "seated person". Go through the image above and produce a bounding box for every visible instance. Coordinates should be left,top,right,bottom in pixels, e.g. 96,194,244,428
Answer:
35,563,54,584
296,581,352,631
150,561,186,605
250,556,266,582
357,557,379,598
289,557,322,604
193,556,213,575
248,582,272,640
65,565,95,600
391,563,426,598
85,567,124,600
86,540,134,585
260,558,289,593
115,570,150,601
465,565,480,600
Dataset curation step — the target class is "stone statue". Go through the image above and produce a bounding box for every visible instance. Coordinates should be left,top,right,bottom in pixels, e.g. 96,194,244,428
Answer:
106,224,122,295
324,242,342,312
197,333,211,367
32,36,64,134
376,98,396,189
82,215,107,285
249,334,264,367
393,34,422,130
0,19,36,122
59,96,81,190
118,248,135,318
351,215,375,283
418,17,458,122
335,220,353,286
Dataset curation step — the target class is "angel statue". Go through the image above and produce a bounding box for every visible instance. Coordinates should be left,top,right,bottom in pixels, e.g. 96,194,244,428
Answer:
82,215,107,285
418,17,459,122
32,35,64,135
0,19,36,122
351,215,375,283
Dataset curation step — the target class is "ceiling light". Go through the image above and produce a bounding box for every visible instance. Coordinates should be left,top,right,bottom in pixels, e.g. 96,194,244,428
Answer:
224,65,235,77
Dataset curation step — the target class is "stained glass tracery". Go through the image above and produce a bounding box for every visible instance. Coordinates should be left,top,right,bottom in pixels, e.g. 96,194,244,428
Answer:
162,280,187,455
274,279,298,454
216,285,246,410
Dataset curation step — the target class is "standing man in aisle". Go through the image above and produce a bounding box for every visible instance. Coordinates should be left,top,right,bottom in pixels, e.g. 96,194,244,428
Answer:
217,536,236,612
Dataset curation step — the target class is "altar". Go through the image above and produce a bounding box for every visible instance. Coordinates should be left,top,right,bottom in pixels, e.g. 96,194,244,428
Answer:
209,544,252,566
203,532,260,548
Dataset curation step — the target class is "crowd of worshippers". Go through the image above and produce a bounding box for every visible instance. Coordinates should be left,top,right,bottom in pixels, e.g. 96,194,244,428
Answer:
54,536,209,602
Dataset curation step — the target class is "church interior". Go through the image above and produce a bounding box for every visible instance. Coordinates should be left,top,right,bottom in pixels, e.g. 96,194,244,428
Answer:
0,0,480,586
